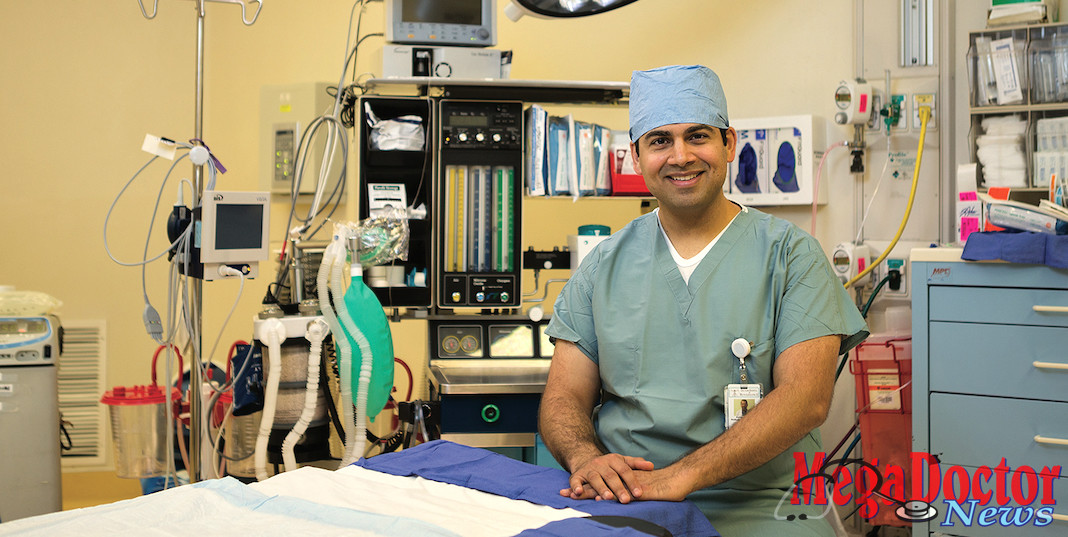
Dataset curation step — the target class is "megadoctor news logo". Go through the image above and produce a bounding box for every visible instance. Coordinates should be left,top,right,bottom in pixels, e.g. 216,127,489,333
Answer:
779,452,1060,528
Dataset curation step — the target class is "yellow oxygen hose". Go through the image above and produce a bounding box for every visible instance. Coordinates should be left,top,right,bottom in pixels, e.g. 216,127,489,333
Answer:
844,106,931,289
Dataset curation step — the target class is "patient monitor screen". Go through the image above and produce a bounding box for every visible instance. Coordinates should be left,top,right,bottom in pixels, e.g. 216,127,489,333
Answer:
403,0,482,25
216,204,265,250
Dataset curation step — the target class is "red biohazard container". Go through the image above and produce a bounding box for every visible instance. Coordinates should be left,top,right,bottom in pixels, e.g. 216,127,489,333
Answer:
850,334,913,527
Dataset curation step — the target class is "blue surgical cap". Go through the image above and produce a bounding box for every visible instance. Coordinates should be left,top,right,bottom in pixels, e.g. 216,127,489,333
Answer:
629,65,729,142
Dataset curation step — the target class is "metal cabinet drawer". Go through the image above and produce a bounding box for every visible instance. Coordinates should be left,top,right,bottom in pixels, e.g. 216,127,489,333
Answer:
929,322,1068,400
930,393,1068,475
917,468,1067,537
929,287,1068,327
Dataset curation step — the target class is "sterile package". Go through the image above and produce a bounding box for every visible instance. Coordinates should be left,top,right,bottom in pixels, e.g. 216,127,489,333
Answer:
351,207,410,266
547,116,572,196
990,37,1026,105
574,121,595,196
593,125,611,196
981,194,1066,234
364,102,425,151
524,104,548,196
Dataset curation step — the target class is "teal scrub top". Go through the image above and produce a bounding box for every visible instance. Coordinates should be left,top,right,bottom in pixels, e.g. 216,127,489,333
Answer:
547,208,869,536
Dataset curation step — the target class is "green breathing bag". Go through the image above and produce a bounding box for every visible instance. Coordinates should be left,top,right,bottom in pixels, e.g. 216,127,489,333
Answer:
340,264,394,422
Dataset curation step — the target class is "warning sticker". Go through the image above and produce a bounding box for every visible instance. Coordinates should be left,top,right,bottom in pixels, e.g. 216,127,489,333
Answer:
866,371,901,411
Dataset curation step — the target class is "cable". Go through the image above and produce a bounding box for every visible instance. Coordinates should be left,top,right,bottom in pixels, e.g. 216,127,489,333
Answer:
103,153,194,268
860,274,892,319
394,356,413,401
811,140,849,236
844,106,930,289
834,273,889,381
853,144,893,245
201,268,246,393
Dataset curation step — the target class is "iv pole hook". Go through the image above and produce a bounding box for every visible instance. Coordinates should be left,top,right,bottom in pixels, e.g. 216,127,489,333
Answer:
138,0,159,19
137,0,263,25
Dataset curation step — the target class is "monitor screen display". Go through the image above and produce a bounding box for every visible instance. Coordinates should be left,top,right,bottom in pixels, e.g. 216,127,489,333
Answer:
402,0,482,25
215,204,264,250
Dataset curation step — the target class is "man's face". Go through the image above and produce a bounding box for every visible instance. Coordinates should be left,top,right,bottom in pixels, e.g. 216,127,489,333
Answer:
740,400,748,410
630,123,736,215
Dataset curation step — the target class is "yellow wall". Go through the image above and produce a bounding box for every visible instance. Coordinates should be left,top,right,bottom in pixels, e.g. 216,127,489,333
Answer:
1,0,958,510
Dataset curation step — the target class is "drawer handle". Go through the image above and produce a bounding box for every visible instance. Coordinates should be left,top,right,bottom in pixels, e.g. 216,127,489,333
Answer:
1033,305,1068,314
1034,361,1068,371
1034,435,1068,446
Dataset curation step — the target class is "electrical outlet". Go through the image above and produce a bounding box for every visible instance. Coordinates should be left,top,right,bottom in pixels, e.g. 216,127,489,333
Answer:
913,92,936,131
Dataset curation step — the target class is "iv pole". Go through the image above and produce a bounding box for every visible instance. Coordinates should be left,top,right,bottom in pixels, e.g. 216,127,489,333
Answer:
137,0,263,484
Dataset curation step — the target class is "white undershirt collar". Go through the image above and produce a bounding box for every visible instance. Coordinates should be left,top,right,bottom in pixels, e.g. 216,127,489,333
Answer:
656,206,746,282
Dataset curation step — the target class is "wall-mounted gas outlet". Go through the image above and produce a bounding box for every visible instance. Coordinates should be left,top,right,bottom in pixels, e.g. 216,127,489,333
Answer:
831,242,871,286
880,257,909,298
888,94,908,132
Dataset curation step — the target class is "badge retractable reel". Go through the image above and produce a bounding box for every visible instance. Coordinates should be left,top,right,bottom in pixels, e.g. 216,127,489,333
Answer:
724,337,763,429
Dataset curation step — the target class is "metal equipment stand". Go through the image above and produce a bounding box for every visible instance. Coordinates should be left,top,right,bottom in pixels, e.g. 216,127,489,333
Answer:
136,0,262,483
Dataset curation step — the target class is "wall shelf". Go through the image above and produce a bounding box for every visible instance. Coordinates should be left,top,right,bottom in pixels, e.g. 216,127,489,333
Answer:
968,22,1068,191
364,77,629,105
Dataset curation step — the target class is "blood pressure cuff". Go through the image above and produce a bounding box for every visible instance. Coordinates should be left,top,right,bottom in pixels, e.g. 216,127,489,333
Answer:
230,344,264,416
961,231,1068,269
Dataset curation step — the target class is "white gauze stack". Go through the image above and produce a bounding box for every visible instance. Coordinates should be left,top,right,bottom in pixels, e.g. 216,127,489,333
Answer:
977,115,1028,188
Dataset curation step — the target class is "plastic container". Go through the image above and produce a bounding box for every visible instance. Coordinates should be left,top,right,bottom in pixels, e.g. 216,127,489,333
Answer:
220,391,261,478
100,384,181,478
968,35,1028,107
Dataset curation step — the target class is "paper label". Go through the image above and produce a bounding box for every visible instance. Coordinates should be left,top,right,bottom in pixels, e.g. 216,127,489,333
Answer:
368,183,407,216
141,134,178,160
866,373,901,411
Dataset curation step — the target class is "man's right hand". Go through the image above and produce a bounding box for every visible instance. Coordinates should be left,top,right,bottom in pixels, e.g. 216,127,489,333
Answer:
561,453,655,503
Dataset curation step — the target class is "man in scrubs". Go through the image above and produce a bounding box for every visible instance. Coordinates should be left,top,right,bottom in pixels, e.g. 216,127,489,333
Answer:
540,65,869,537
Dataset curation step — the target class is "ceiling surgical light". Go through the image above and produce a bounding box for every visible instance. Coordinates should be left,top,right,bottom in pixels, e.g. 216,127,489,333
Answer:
504,0,641,21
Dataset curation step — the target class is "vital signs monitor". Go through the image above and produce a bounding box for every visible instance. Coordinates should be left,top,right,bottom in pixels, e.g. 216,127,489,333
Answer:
385,0,497,47
198,190,270,279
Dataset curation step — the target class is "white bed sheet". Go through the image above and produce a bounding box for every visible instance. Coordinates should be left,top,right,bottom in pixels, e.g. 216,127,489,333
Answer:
0,465,587,537
250,465,588,537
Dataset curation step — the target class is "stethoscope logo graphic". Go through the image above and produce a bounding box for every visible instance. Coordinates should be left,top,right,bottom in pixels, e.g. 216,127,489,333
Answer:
775,457,938,523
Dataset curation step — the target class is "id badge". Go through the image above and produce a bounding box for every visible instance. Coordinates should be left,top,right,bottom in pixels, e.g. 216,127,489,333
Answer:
724,383,763,429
